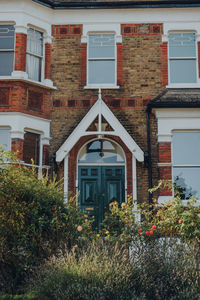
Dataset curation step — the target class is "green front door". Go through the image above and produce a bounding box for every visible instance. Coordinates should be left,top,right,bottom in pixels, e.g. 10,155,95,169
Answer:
78,166,125,228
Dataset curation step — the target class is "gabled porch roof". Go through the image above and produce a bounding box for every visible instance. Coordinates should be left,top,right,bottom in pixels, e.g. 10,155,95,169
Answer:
56,90,144,162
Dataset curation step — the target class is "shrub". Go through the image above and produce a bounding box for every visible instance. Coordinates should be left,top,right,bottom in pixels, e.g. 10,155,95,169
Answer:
28,241,139,300
0,149,92,294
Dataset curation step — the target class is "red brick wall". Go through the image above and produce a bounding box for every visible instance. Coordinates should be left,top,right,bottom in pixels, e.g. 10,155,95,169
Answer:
158,142,172,196
80,43,87,86
0,81,51,119
117,43,123,86
161,42,168,86
45,43,51,79
14,33,27,72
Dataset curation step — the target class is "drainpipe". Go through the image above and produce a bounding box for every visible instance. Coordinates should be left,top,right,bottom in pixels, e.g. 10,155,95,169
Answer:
146,106,153,205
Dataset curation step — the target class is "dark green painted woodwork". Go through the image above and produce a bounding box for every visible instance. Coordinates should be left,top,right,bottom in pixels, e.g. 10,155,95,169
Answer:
78,166,125,227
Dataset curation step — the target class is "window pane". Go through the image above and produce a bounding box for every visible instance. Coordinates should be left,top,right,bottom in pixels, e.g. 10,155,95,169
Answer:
0,25,14,50
173,132,200,165
26,54,41,81
27,28,43,56
170,59,196,83
23,132,40,165
174,167,200,200
88,60,115,84
0,129,10,151
169,33,196,58
79,140,125,164
89,34,115,58
0,52,14,75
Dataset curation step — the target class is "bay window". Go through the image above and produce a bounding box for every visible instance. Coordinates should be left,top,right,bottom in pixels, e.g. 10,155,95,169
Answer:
0,25,14,76
26,28,43,82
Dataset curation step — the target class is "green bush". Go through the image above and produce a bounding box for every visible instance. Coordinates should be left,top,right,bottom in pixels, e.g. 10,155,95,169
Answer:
0,150,92,294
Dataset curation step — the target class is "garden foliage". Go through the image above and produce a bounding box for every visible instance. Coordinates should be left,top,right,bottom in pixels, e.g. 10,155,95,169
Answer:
0,149,92,294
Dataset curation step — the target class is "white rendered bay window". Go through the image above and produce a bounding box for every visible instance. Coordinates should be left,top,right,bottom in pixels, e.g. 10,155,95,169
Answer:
169,33,197,84
0,25,14,76
88,34,116,85
173,132,200,200
26,28,43,82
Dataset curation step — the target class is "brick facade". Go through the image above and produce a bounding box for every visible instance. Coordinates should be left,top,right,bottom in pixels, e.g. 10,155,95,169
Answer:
49,23,166,203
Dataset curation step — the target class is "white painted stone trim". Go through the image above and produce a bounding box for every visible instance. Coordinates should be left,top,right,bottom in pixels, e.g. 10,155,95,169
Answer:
154,108,200,142
81,23,121,43
0,112,50,144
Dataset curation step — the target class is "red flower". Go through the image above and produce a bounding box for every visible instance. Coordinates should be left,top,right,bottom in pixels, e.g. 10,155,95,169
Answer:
52,206,56,211
152,225,157,230
138,229,142,233
178,219,183,224
150,230,154,235
145,231,150,236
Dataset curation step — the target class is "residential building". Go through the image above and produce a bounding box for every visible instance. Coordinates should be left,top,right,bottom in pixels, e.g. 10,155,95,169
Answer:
0,0,200,225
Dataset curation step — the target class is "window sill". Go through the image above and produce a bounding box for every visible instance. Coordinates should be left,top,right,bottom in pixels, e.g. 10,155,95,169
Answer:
166,83,200,89
0,76,57,90
84,84,120,90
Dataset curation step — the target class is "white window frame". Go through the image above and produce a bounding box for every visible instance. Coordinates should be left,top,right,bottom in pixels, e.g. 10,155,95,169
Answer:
172,130,200,203
26,27,44,82
86,32,118,89
0,24,15,76
168,31,198,85
81,24,121,89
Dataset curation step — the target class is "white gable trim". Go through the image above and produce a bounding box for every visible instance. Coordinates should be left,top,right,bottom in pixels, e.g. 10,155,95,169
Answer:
56,90,144,162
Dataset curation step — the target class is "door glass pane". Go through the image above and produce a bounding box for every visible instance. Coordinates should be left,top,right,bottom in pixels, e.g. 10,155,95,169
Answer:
0,129,10,150
89,34,115,58
0,52,14,75
173,132,200,165
108,182,118,202
169,33,196,58
88,60,115,84
170,60,196,83
174,167,200,199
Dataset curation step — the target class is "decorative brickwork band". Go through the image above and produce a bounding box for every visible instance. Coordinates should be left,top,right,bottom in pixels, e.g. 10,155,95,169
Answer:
11,138,24,160
45,43,51,79
80,43,87,86
158,142,171,163
52,25,82,37
43,145,49,165
121,23,162,36
117,43,123,86
198,42,200,78
14,33,27,72
161,42,168,86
